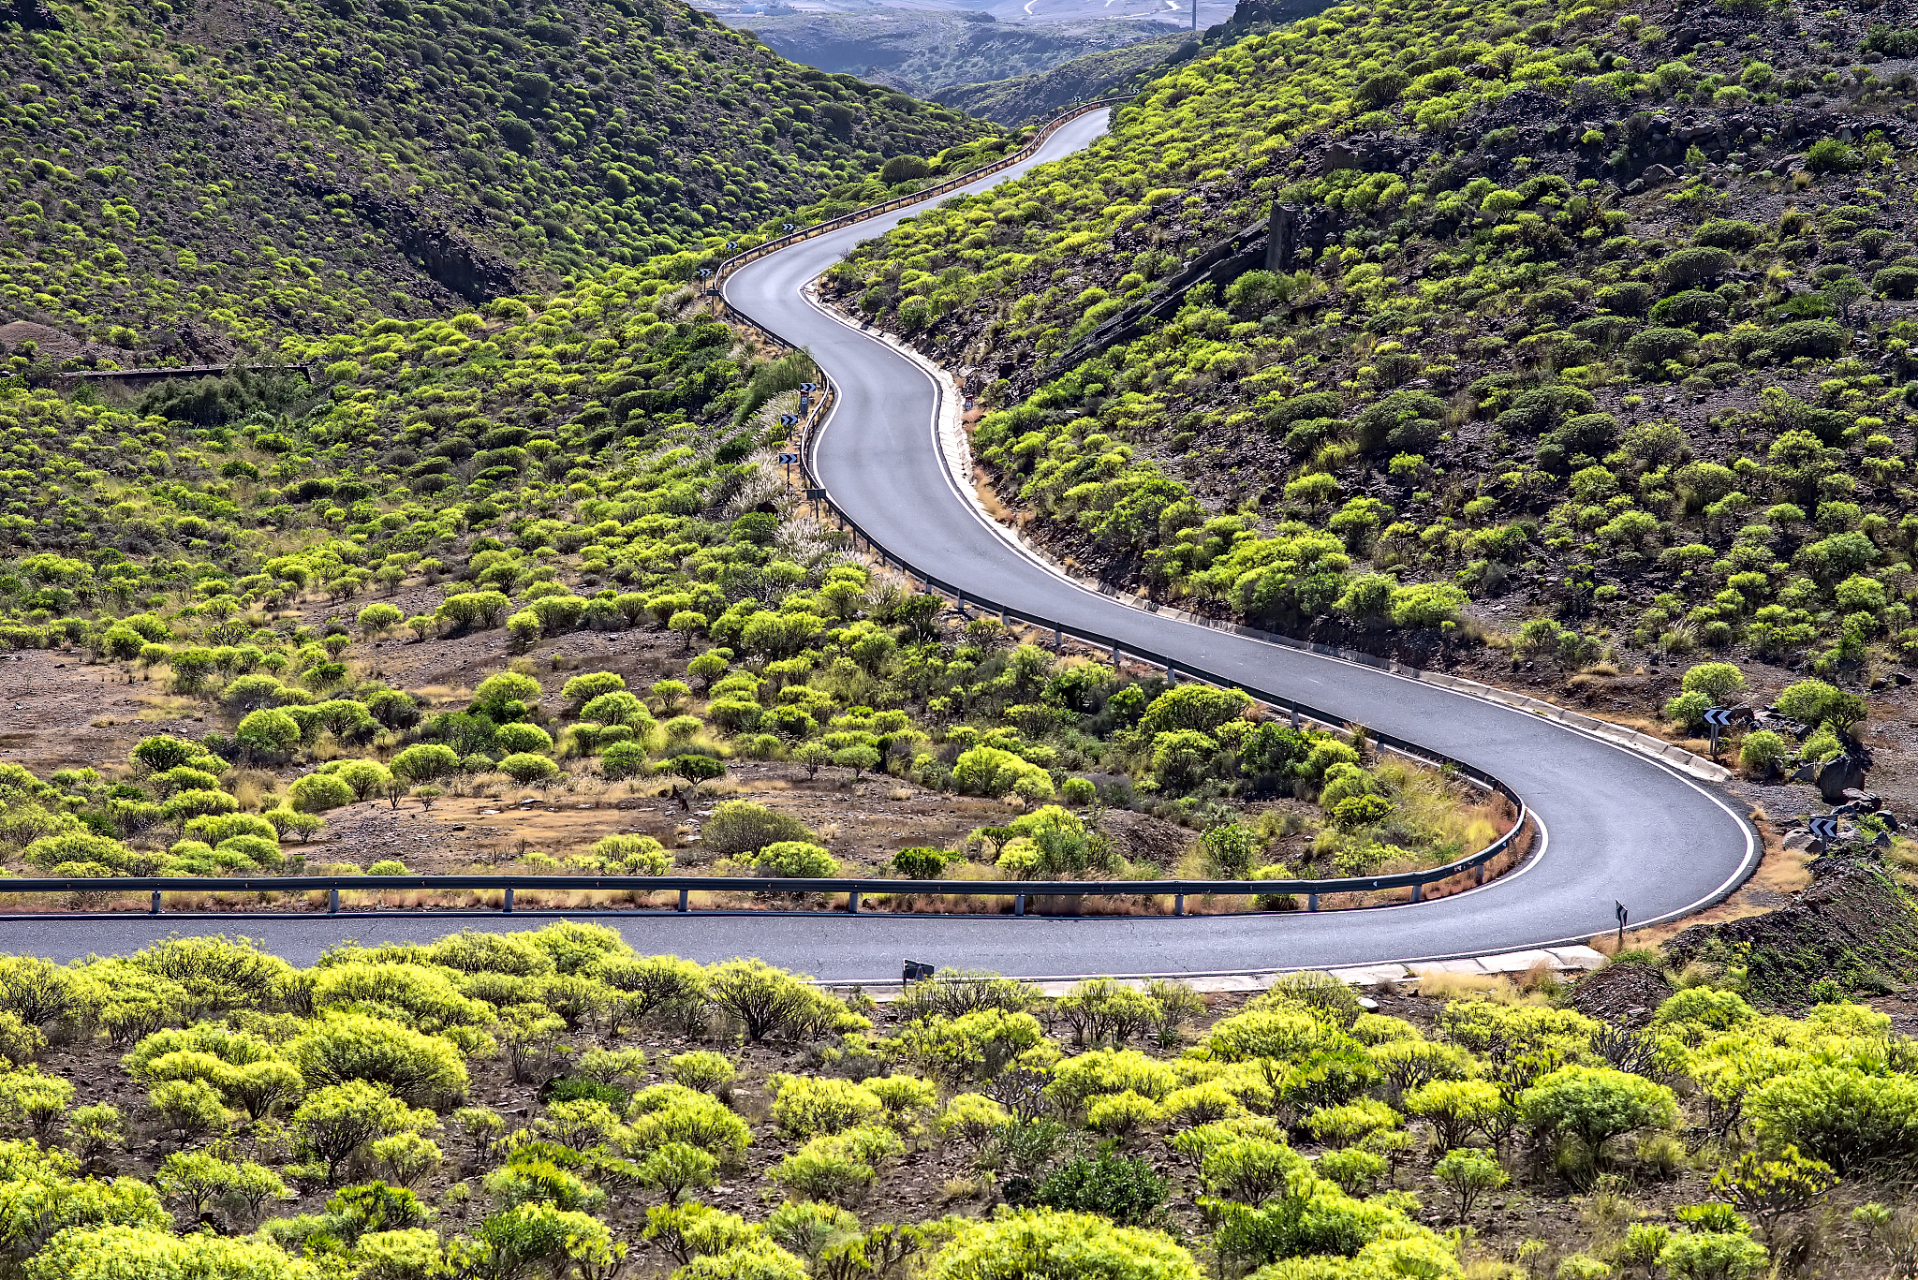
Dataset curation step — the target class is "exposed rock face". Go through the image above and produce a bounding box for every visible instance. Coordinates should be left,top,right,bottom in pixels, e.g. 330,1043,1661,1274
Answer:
1665,858,1918,1007
1570,961,1674,1030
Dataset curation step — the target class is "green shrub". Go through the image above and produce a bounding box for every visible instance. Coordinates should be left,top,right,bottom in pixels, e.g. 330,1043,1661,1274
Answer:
769,1075,884,1138
288,773,356,813
1681,662,1747,705
493,723,554,755
703,960,862,1044
149,1078,230,1144
0,1070,72,1142
1748,1065,1918,1172
292,1081,439,1183
892,847,950,879
1805,138,1863,173
952,746,1054,799
626,1084,753,1161
1657,1231,1769,1280
737,841,837,877
925,1209,1201,1280
591,834,672,874
1433,1147,1508,1223
668,1052,737,1094
1774,679,1866,730
288,1014,468,1109
1518,1066,1677,1160
1738,730,1788,775
1664,690,1712,732
1029,1155,1168,1226
498,753,560,786
700,802,816,856
390,745,460,784
771,1125,902,1205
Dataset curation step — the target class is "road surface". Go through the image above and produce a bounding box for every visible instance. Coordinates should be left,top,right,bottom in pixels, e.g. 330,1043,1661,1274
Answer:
0,111,1756,982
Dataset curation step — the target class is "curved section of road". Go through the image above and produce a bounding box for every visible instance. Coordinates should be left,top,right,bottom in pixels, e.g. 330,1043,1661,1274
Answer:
715,109,1757,973
0,115,1754,982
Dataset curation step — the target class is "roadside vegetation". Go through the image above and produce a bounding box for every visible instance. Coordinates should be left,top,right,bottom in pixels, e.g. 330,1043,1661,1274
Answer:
0,925,1890,1278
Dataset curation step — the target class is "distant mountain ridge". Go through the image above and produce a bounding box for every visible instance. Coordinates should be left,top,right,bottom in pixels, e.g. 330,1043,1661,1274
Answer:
933,0,1338,123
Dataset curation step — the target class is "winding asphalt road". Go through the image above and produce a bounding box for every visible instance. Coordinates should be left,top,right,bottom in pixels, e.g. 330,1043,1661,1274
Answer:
0,113,1756,981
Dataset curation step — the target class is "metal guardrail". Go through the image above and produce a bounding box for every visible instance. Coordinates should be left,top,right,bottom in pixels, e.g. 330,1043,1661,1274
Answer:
9,819,1527,916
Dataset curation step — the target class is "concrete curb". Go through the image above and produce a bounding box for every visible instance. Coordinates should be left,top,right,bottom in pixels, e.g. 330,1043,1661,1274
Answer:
832,946,1610,1000
809,294,1733,790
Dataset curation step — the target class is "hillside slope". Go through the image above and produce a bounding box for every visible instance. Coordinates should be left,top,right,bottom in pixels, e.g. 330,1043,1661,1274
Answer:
827,0,1918,683
0,0,996,361
745,10,1182,100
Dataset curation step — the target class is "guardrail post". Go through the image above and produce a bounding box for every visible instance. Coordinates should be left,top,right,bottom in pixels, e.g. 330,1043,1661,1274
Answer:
328,888,339,915
1307,892,1318,912
150,890,161,916
1410,882,1423,903
1015,894,1026,917
678,888,689,912
1174,893,1185,916
503,887,514,914
847,890,860,915
1052,628,1061,651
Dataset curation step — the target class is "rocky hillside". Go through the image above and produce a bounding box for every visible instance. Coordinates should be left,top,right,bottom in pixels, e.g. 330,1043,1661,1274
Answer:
0,0,995,362
826,0,1918,687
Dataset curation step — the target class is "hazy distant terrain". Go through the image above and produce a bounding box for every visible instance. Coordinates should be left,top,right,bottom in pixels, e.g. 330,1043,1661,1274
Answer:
932,30,1191,123
693,0,1234,99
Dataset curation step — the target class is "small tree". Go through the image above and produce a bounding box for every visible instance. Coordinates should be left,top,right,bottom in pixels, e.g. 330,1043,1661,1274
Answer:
832,744,881,781
1434,1147,1508,1223
1711,1145,1836,1243
668,611,708,650
659,754,725,811
794,742,833,780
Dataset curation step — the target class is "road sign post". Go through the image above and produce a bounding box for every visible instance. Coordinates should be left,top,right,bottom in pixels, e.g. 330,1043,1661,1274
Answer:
1614,899,1627,951
1703,707,1733,760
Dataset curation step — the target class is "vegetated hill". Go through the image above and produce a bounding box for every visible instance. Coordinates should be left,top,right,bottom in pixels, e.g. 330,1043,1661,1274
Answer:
0,0,996,363
932,0,1336,123
742,9,1183,99
828,0,1918,689
933,31,1192,125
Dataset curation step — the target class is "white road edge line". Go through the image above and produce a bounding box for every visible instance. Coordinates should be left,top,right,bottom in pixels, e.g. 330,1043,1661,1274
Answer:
796,280,1758,932
737,117,1762,968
